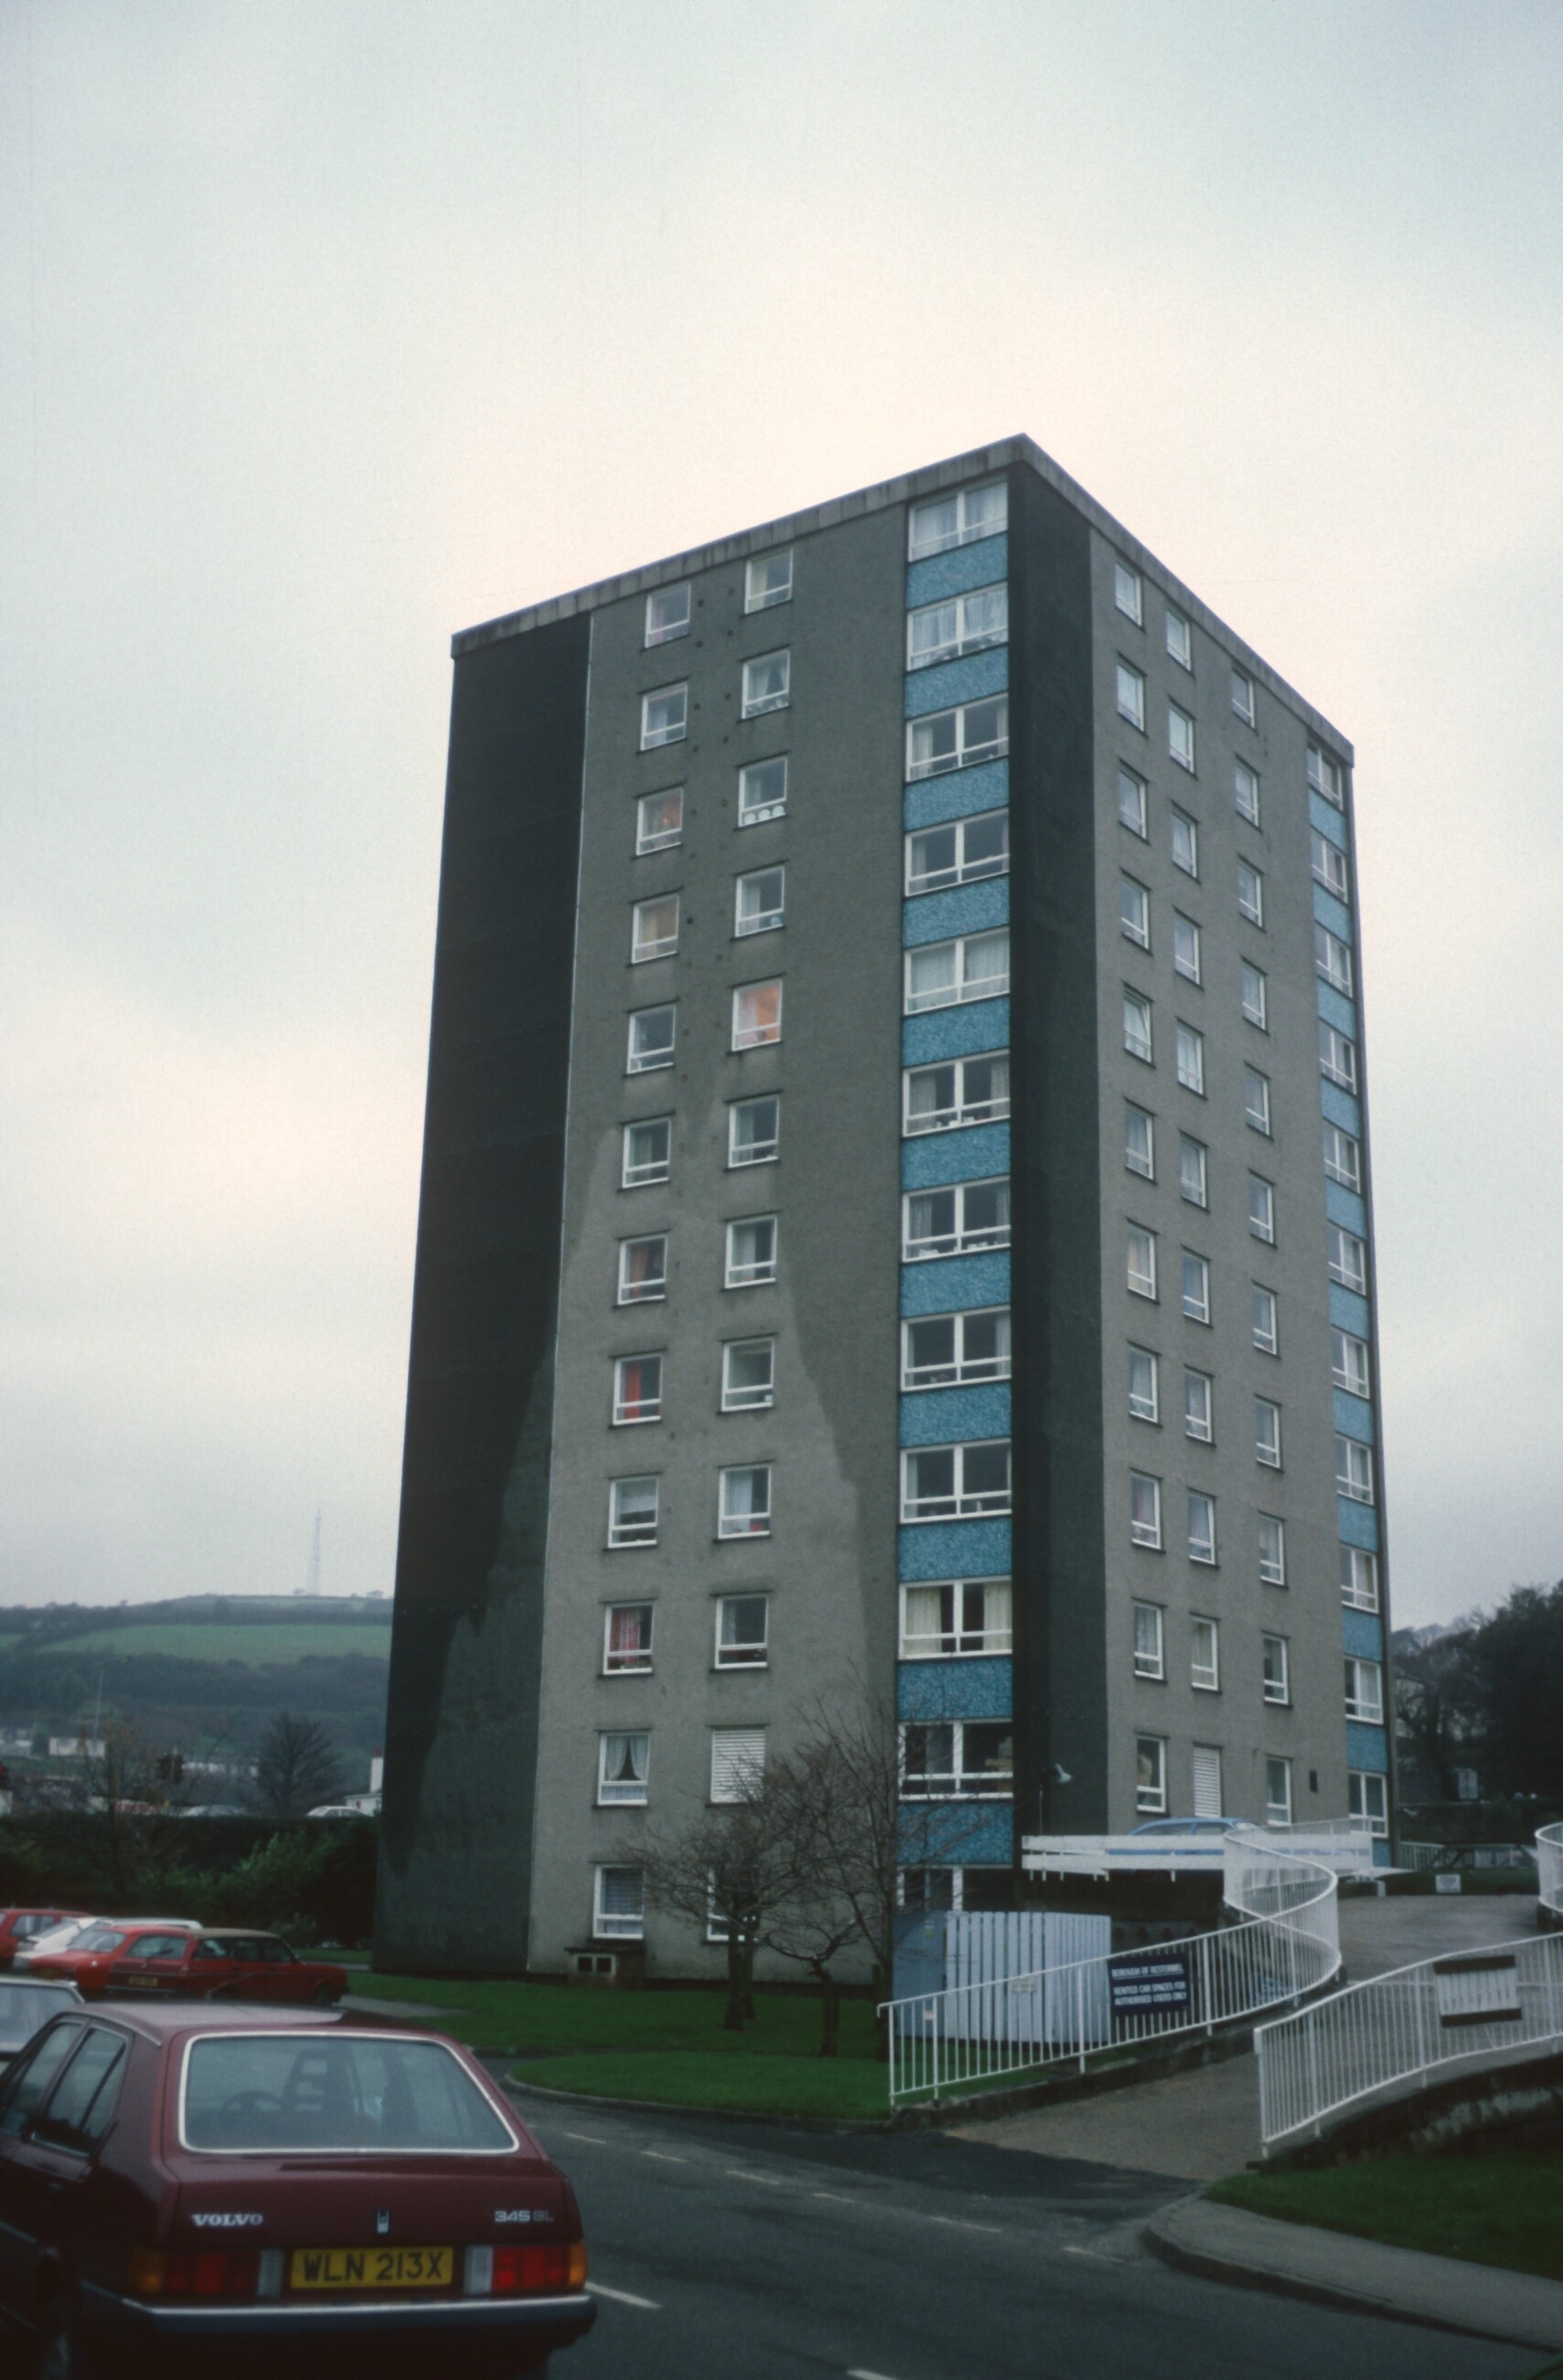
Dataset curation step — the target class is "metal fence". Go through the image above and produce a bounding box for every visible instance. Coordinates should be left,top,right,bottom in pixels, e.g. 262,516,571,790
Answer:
1397,1839,1536,1873
1256,1929,1563,2147
881,1837,1339,2106
1538,1822,1563,1920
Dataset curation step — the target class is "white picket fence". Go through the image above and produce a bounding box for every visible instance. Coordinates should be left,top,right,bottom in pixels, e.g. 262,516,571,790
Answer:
881,1836,1339,2106
1537,1823,1563,1921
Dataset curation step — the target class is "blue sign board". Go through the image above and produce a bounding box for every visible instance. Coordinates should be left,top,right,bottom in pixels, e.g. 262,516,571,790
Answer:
1108,1948,1191,2015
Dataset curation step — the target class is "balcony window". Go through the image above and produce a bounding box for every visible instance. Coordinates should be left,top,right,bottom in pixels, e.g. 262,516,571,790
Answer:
905,696,1009,781
904,1307,1011,1390
907,480,1007,560
901,1441,1012,1521
900,1578,1012,1660
906,809,1009,894
905,931,1009,1013
903,1178,1010,1260
904,1051,1010,1136
907,584,1009,670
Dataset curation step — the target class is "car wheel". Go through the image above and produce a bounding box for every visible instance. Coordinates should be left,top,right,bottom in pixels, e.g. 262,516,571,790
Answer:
312,1983,340,2007
35,2296,98,2380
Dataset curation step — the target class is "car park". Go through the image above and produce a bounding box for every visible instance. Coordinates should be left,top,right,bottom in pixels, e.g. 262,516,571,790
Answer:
102,1929,348,2006
0,1978,83,2074
29,1926,210,1997
0,2002,595,2377
13,1916,198,1974
0,1909,88,1970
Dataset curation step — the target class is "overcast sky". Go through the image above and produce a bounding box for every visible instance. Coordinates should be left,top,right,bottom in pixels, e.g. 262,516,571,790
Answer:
2,0,1559,1628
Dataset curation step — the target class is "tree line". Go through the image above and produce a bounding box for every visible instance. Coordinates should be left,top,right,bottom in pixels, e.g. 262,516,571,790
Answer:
1396,1578,1563,1801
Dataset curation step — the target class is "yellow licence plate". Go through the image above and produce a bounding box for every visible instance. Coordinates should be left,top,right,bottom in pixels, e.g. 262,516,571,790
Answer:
290,2246,454,2291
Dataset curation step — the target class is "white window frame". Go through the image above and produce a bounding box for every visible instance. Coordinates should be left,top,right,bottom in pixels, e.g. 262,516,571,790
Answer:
1237,859,1264,926
1128,1344,1160,1424
603,1603,654,1676
1188,1490,1217,1565
721,1338,775,1414
1168,702,1196,773
1184,1367,1214,1443
617,1234,667,1306
899,1578,1012,1660
1119,763,1149,838
903,1307,1012,1391
1341,1546,1379,1611
1344,1658,1384,1725
905,696,1010,782
1251,1284,1279,1355
597,1731,650,1806
735,866,785,938
1262,1635,1290,1707
905,809,1009,895
1136,1734,1168,1815
1123,989,1153,1063
1125,1103,1155,1179
1265,1758,1293,1829
898,1718,1015,1801
1308,742,1345,808
1116,662,1146,731
1191,1617,1220,1692
1176,1023,1205,1095
907,479,1007,560
607,1476,659,1549
1182,1250,1211,1324
1114,560,1143,624
732,979,783,1051
613,1353,663,1427
724,1213,776,1288
1171,807,1199,879
644,584,691,648
1311,830,1349,901
1232,668,1257,727
718,1465,773,1539
906,583,1009,671
1133,1600,1164,1680
741,650,791,719
1245,1067,1272,1136
626,1005,676,1074
711,1728,766,1803
631,894,680,964
639,683,688,751
905,931,1010,1014
1316,923,1354,997
1129,1470,1162,1549
901,1440,1012,1522
715,1595,769,1670
1333,1329,1372,1399
1328,1226,1368,1293
635,788,684,855
728,1096,779,1169
744,551,792,613
1336,1435,1375,1504
1128,1226,1158,1301
1349,1770,1389,1839
594,1866,644,1940
1320,1022,1358,1091
1241,962,1268,1030
1258,1515,1286,1586
738,755,787,825
1172,913,1201,984
903,1177,1011,1261
1255,1397,1282,1469
1179,1133,1208,1209
1120,874,1151,949
903,1051,1010,1137
1248,1175,1276,1245
1165,607,1193,669
1235,760,1260,825
621,1116,671,1189
1323,1125,1362,1192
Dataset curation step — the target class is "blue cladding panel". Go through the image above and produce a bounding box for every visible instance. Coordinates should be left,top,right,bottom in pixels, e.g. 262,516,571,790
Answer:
1346,1722,1389,1775
905,759,1010,831
1325,1181,1368,1236
900,1383,1011,1446
905,536,1008,607
897,1658,1012,1721
903,1123,1010,1190
905,648,1009,720
903,877,1010,946
903,1804,1014,1865
1311,792,1348,848
1342,1607,1385,1661
901,1253,1012,1316
900,1519,1012,1580
1312,884,1354,943
904,998,1011,1066
1338,1500,1380,1553
1322,1081,1363,1137
1329,1284,1372,1337
1334,1390,1376,1443
1317,982,1358,1039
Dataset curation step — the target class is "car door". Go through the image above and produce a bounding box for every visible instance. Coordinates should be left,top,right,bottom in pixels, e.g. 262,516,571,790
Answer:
0,2022,86,2321
252,1937,307,2003
106,1932,191,1996
186,1937,234,1998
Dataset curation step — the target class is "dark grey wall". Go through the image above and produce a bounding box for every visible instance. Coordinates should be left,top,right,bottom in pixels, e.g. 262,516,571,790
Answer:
375,615,590,1974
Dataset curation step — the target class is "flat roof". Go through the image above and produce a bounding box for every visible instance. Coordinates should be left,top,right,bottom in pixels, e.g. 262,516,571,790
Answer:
451,432,1353,757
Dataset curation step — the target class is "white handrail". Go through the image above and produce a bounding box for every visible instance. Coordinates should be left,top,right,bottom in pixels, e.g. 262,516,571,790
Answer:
880,1837,1338,2105
1537,1823,1563,1921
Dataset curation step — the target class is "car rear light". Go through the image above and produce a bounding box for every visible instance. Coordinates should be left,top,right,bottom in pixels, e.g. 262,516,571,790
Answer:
128,2248,282,2299
463,2242,588,2296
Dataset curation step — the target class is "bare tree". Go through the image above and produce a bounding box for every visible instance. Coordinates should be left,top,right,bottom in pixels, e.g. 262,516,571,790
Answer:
629,1763,809,2033
252,1713,346,1820
755,1750,858,2056
81,1718,173,1898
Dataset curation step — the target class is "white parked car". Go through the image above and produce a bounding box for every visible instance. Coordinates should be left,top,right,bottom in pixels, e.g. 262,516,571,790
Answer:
11,1916,198,1970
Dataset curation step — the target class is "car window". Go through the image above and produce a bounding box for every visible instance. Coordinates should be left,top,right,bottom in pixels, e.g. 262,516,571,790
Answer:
0,1983,78,2042
192,1939,229,1962
126,1934,189,1961
0,2024,84,2138
31,2029,128,2153
71,1928,126,1954
183,2036,516,2153
257,1940,295,1964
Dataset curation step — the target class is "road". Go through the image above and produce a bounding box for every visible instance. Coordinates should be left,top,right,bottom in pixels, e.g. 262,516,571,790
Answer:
510,2086,1536,2380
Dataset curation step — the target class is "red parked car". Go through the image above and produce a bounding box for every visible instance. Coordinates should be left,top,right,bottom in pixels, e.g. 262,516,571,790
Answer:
0,2002,595,2377
0,1908,88,1970
30,1927,348,2007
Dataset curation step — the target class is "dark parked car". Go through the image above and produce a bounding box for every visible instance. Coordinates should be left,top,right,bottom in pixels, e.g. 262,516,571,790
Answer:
0,1978,82,2074
0,2003,595,2377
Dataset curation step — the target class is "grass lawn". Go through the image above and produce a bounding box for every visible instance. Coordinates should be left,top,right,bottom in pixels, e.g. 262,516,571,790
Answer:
509,2050,891,2120
1211,2153,1563,2283
57,1621,392,1663
356,1973,882,2063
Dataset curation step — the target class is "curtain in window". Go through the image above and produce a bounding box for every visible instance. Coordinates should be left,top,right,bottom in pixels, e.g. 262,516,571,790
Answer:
906,945,958,1009
607,1608,648,1661
902,1586,946,1650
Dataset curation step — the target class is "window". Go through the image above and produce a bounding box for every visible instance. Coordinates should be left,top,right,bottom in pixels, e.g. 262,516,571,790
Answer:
905,931,1009,1013
618,1235,667,1305
1333,1329,1372,1398
1129,1345,1160,1423
1176,1023,1204,1094
908,479,1007,559
905,1307,1011,1389
1311,829,1350,901
1188,1491,1217,1564
1120,875,1151,948
640,684,688,750
1231,667,1257,727
613,1355,663,1425
631,894,679,962
644,584,691,647
1265,1758,1293,1828
900,1720,1014,1799
900,1578,1012,1659
1241,962,1268,1030
1349,1770,1389,1839
1172,913,1201,983
1262,1635,1290,1706
1129,1470,1162,1549
1184,1368,1213,1442
622,1117,671,1188
1116,662,1146,731
604,1604,653,1674
1182,1250,1210,1323
1133,1601,1164,1679
738,755,787,824
626,1005,676,1073
716,1596,769,1668
905,1051,1009,1135
31,2029,125,2153
1322,1124,1362,1191
1123,989,1153,1062
711,1728,766,1801
636,788,684,853
1119,763,1148,838
902,1441,1012,1521
1165,607,1193,669
722,1338,775,1412
1252,1284,1279,1355
1329,1225,1368,1293
1179,1134,1208,1208
1320,1022,1357,1092
1244,1067,1272,1135
719,1466,772,1538
742,650,790,717
1191,1617,1220,1692
1344,1658,1384,1724
1114,559,1143,623
907,584,1009,670
729,1096,779,1167
1128,1225,1158,1300
1248,1174,1276,1244
1336,1435,1375,1504
1308,742,1345,808
735,867,785,937
608,1477,658,1548
745,550,792,612
1171,807,1199,878
725,1213,776,1286
1235,761,1260,826
598,1732,649,1805
1341,1546,1379,1611
905,695,1009,780
1259,1515,1286,1586
1125,1103,1155,1179
1168,703,1195,773
1136,1735,1167,1815
1255,1397,1282,1468
906,810,1009,894
594,1867,644,1940
1316,923,1354,997
904,1177,1010,1259
732,979,782,1049
1237,859,1264,925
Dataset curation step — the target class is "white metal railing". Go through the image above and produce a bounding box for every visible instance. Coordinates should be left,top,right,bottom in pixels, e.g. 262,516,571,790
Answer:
1022,1820,1376,1882
882,1837,1339,2105
1397,1838,1536,1873
1257,1929,1563,2147
1538,1824,1563,1919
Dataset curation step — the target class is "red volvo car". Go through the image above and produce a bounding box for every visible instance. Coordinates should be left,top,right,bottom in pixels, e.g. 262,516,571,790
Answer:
0,2002,595,2377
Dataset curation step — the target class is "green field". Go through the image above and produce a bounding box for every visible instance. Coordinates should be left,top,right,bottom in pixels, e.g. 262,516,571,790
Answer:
1211,2153,1563,2282
55,1622,391,1664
